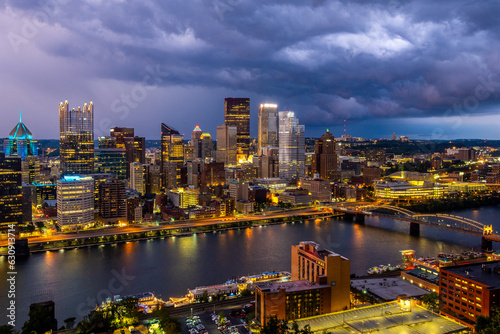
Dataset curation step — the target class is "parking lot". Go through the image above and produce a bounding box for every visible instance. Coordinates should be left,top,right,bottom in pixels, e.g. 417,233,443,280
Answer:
180,310,249,334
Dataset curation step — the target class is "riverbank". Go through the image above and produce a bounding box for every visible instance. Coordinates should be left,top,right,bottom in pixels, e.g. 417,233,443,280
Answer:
397,195,500,213
0,211,338,256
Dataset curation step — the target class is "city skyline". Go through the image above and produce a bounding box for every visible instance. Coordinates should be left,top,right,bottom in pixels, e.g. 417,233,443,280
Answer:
1,1,500,140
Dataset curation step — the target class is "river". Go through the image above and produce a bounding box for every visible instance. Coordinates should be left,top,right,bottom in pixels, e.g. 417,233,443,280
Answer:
1,206,499,328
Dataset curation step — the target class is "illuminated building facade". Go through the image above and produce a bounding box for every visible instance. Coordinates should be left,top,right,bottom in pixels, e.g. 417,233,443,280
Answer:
255,280,331,325
201,162,226,189
168,188,199,208
110,128,145,178
440,261,500,328
255,241,350,325
291,241,351,312
98,136,117,149
56,175,94,229
257,103,279,152
161,123,184,189
130,162,148,195
191,124,203,159
279,111,305,182
311,131,338,181
4,112,38,160
4,112,39,184
374,181,447,199
98,178,126,224
216,124,237,166
94,147,126,180
32,181,57,207
225,97,250,155
0,153,22,231
200,133,214,161
300,177,332,202
110,127,134,147
59,100,94,175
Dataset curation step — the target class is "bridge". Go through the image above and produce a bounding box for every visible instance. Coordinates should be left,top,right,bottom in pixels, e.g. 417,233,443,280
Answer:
331,204,499,250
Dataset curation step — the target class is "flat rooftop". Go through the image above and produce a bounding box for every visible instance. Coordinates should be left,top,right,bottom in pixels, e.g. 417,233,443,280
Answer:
256,280,329,293
292,301,467,334
404,266,439,285
298,241,348,261
351,278,429,301
441,260,500,289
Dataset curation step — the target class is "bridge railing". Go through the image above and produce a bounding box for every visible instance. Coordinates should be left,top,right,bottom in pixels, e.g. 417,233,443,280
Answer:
360,205,488,235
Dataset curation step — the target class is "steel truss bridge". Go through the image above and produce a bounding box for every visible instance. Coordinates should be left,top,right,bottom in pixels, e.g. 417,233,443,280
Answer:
331,204,499,249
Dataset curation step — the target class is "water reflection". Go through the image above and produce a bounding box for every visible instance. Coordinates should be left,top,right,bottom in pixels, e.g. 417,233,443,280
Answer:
2,206,499,328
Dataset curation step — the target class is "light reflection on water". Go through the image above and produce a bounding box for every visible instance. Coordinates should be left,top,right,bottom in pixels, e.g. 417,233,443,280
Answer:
1,205,499,328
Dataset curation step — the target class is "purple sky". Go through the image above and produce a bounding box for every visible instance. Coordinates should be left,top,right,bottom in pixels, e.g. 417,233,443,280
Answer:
1,0,500,140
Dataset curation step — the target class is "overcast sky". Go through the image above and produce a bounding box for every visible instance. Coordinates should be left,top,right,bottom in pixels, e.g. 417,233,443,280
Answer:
1,0,500,140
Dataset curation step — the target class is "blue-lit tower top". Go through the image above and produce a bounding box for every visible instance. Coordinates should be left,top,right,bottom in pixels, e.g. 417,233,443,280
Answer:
4,111,38,160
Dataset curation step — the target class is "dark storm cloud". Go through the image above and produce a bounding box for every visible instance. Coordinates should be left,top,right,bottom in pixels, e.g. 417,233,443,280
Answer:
1,0,500,138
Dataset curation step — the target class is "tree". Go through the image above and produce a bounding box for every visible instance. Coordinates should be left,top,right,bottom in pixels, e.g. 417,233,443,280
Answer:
219,311,226,324
290,321,313,334
200,291,209,303
151,305,181,334
261,315,288,334
22,305,57,334
76,309,112,333
422,292,439,312
0,325,18,334
240,288,252,297
476,307,500,334
64,317,76,329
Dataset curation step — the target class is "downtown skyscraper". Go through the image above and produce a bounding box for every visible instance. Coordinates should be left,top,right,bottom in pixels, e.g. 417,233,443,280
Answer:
279,111,305,182
4,112,39,184
311,131,338,181
257,103,279,153
161,123,184,189
59,100,94,175
224,97,250,156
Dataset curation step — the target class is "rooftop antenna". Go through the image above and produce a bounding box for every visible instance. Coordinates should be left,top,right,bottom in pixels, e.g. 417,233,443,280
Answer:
344,119,346,136
19,110,22,122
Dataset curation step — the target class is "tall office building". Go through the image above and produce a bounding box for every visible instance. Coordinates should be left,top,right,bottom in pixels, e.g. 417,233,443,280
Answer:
161,123,184,189
4,112,39,184
4,111,38,160
224,98,250,155
279,111,305,182
98,178,126,224
260,147,279,179
110,127,134,148
110,128,145,178
56,175,94,229
0,153,22,231
59,100,94,175
98,136,117,149
257,103,279,152
311,131,338,181
200,133,214,161
94,146,127,179
130,162,148,195
191,124,203,159
216,124,237,166
32,181,57,207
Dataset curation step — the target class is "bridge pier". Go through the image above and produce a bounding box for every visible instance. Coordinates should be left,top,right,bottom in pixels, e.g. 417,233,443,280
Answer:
343,213,354,222
410,222,420,236
481,237,493,251
355,214,365,224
